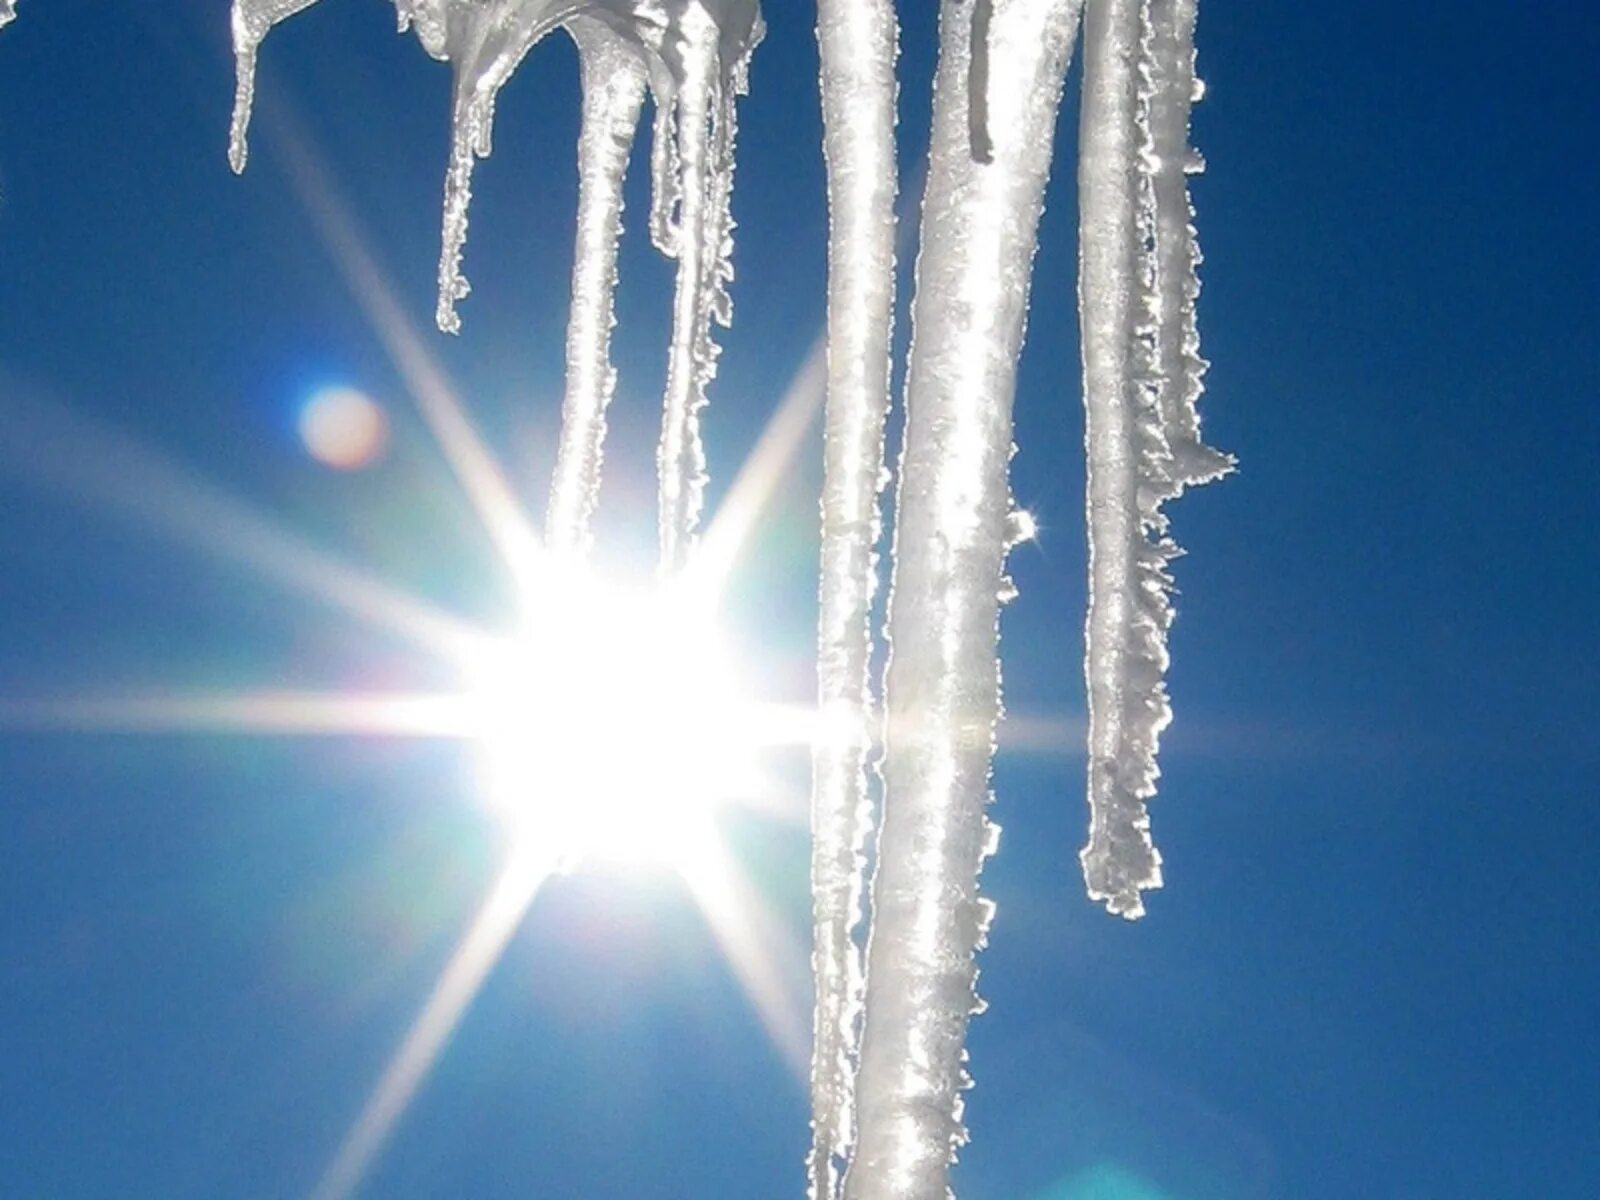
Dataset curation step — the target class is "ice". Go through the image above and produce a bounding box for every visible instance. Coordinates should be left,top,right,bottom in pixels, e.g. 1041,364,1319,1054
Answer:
1139,0,1233,489
1076,0,1229,920
648,2,763,568
202,2,1235,1193
808,3,900,1198
226,0,764,569
844,4,1086,1198
0,2,18,33
227,0,327,174
544,19,648,556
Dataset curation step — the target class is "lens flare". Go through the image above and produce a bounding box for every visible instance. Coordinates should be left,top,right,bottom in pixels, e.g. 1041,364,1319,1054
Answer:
300,385,389,470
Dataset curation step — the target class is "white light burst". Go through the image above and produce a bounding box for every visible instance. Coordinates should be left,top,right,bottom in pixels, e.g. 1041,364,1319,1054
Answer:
0,2,1233,1198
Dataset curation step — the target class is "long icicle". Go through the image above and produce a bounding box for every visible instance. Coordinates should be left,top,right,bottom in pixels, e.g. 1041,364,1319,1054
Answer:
808,2,899,1199
544,20,648,555
656,38,714,571
845,4,1085,1198
656,3,754,572
1078,0,1228,920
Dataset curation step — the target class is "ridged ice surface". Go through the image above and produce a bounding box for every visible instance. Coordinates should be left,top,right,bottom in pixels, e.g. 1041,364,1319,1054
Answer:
843,4,1085,1199
544,18,648,555
807,3,899,1199
205,4,1232,1197
227,0,762,567
1077,0,1231,920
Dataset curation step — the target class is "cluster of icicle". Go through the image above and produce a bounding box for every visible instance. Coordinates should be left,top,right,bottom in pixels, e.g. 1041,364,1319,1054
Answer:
227,0,764,563
216,1,1228,1197
806,2,1229,1199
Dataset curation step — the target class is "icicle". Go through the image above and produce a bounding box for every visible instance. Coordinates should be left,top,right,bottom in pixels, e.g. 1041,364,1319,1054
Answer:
655,5,762,571
429,3,573,334
227,0,328,175
655,29,716,571
1077,0,1225,920
0,2,18,33
845,4,1084,1200
808,3,899,1199
1139,0,1232,493
649,96,683,255
393,0,449,57
544,20,648,555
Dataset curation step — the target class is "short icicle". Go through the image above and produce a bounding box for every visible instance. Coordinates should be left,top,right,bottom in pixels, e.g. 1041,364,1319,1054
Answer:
430,3,571,334
227,0,328,174
807,2,900,1199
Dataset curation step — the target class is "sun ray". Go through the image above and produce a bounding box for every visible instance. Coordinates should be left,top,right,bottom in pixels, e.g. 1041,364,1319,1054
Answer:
259,100,544,590
675,817,812,1079
689,335,826,599
0,690,481,739
309,844,558,1200
0,380,486,663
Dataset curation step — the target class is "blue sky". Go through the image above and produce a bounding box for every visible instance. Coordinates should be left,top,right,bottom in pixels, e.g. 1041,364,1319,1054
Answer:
2,1,1597,1198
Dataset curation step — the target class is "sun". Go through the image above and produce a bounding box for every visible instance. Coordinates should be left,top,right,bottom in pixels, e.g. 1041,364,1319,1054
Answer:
462,566,761,872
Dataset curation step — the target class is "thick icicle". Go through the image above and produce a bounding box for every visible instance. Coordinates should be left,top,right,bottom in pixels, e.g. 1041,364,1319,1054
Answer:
1077,0,1226,920
227,0,328,175
807,3,899,1199
544,20,648,555
845,4,1084,1199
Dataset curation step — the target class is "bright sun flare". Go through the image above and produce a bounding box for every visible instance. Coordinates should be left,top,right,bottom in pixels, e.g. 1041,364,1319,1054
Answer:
464,570,759,871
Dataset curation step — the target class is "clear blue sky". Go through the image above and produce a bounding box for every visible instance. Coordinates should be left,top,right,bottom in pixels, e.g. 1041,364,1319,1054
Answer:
2,1,1597,1197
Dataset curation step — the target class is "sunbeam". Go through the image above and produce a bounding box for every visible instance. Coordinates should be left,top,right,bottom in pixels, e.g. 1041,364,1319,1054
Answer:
0,378,486,663
677,820,813,1078
259,100,544,590
308,844,558,1200
692,335,827,598
0,690,478,738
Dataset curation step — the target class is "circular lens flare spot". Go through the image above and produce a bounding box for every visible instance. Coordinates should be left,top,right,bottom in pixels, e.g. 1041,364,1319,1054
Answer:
300,386,389,470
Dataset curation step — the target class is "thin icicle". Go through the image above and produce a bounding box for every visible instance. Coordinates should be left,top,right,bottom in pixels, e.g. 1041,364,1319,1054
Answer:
1078,0,1225,920
544,21,648,556
429,2,574,334
845,4,1083,1199
655,4,761,570
655,27,717,571
649,97,683,255
808,2,899,1198
227,0,327,175
1139,0,1232,492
